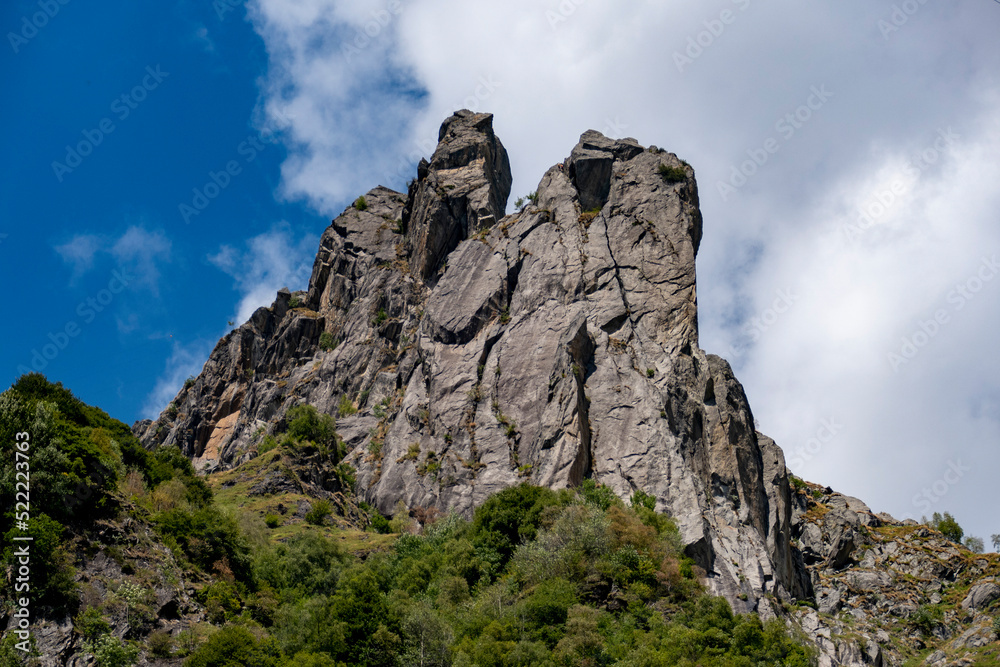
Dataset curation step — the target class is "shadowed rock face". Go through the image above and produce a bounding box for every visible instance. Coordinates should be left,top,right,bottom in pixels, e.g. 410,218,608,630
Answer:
137,110,810,611
405,109,511,281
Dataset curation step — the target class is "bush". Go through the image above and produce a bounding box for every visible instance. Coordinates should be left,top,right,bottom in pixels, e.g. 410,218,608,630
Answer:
283,653,339,667
185,626,282,667
318,332,336,352
74,607,111,642
200,581,242,624
265,514,281,529
657,163,687,183
148,630,174,658
284,405,337,449
83,635,139,667
580,479,621,511
630,489,656,511
305,499,332,526
909,604,944,636
336,395,357,418
354,196,368,211
334,463,356,493
258,435,279,456
370,512,391,534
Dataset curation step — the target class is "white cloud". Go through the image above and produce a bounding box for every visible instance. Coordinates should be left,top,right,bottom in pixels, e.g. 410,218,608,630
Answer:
193,24,216,53
55,226,172,293
110,227,172,295
141,339,216,419
208,222,317,326
54,234,103,281
247,1,1000,540
248,0,423,211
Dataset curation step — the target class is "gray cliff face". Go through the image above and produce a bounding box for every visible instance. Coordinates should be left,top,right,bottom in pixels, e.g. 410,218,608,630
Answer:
136,110,810,611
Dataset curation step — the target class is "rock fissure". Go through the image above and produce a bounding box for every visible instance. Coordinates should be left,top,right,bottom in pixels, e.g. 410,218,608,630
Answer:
135,112,987,666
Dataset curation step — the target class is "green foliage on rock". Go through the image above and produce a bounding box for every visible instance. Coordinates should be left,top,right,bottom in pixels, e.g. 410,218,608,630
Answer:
929,512,964,544
83,634,140,667
305,500,332,526
319,332,336,352
657,163,688,183
155,505,253,583
0,374,213,612
286,405,337,447
185,625,283,667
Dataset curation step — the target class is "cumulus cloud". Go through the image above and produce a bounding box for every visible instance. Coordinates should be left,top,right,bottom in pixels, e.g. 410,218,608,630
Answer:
248,0,426,211
141,339,216,419
247,1,1000,540
55,226,172,293
208,222,318,326
55,233,103,281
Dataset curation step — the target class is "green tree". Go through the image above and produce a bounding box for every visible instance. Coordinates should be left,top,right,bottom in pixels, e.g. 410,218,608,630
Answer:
401,602,452,667
285,405,337,446
471,484,569,574
930,512,964,543
963,536,984,553
185,626,283,667
83,635,140,667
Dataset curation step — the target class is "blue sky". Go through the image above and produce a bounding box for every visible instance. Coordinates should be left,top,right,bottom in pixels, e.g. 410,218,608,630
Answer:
3,0,1000,542
1,0,358,420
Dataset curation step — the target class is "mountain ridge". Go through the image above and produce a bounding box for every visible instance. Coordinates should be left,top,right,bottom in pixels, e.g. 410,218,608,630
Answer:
130,110,1000,666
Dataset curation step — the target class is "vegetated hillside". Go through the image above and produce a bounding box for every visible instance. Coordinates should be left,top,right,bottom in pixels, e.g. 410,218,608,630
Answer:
0,374,219,665
2,375,819,667
5,112,999,667
2,378,996,667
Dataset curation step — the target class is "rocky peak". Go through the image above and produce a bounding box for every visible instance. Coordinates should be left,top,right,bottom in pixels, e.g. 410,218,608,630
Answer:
403,109,511,281
139,116,780,605
135,113,1000,665
565,129,645,212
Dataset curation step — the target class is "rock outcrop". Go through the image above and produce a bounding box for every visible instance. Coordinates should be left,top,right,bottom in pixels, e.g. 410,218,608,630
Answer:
138,110,806,612
785,481,1000,666
136,111,1000,666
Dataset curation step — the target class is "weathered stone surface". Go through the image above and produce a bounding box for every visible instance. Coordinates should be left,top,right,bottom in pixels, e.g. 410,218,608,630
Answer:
405,110,511,280
960,581,999,610
139,115,799,610
137,112,1000,667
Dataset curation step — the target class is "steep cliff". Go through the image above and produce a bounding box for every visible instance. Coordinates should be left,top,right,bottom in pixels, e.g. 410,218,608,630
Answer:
137,110,809,614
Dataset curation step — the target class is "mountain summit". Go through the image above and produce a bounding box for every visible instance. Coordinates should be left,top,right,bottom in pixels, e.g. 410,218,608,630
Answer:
139,108,801,609
135,111,1000,666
